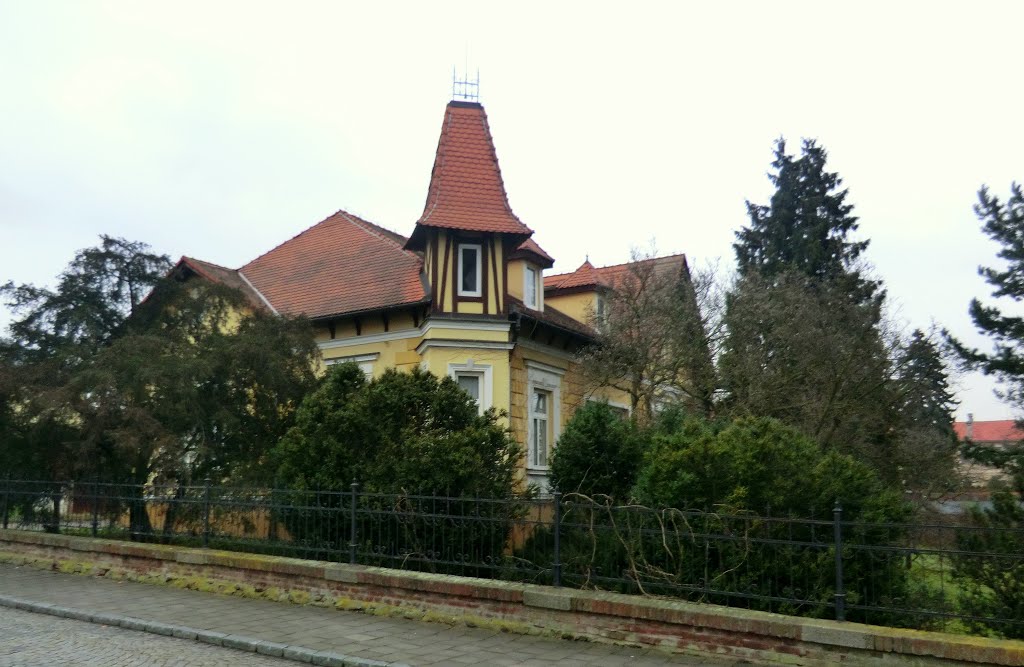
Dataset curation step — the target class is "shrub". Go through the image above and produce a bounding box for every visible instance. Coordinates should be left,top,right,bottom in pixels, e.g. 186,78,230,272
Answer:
549,401,645,501
952,484,1024,638
634,417,913,620
536,416,915,622
271,364,523,574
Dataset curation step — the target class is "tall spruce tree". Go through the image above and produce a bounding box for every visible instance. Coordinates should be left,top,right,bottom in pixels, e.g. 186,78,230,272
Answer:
735,138,881,305
723,138,903,486
950,183,1024,407
945,184,1024,635
892,329,961,497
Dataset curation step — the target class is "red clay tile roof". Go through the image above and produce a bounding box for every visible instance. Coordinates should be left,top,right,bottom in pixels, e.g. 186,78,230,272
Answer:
240,210,428,320
954,419,1024,443
509,237,555,268
545,254,688,292
407,101,532,248
172,256,269,311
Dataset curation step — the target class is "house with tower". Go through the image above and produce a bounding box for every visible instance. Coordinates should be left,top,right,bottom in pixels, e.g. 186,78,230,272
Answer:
173,98,689,490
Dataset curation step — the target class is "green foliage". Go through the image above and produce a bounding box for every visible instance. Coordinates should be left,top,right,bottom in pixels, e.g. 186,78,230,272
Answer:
634,416,905,517
943,183,1024,637
949,183,1024,409
950,485,1024,643
1,238,319,486
720,272,894,463
735,138,879,305
273,364,523,574
1,235,171,363
891,329,961,498
549,401,645,501
59,279,319,484
951,486,1024,639
551,416,914,623
274,364,521,496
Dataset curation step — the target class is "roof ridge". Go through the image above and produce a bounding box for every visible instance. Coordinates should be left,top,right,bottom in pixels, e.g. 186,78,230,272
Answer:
545,252,688,279
336,210,412,254
240,209,412,271
182,255,236,273
240,212,341,271
592,252,688,273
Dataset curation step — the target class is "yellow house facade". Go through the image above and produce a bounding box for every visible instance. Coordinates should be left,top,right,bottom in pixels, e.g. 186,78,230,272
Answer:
175,99,687,491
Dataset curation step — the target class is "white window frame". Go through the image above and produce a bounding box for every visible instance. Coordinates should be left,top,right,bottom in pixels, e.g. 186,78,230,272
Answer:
524,265,541,310
448,361,493,414
595,292,606,328
529,388,553,468
525,361,563,473
324,353,378,378
457,243,483,297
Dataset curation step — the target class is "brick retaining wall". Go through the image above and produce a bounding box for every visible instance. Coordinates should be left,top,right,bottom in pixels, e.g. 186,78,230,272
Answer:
1,529,1020,665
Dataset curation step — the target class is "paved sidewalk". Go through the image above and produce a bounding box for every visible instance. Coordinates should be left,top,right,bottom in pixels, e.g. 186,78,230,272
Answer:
0,564,733,666
0,606,292,666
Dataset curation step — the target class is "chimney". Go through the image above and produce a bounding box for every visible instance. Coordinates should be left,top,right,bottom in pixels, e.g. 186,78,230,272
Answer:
967,413,974,439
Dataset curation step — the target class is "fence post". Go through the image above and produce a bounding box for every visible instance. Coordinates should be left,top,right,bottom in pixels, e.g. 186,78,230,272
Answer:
349,480,359,565
833,500,845,622
91,478,100,538
1,474,10,530
268,476,279,543
202,478,212,548
552,491,562,588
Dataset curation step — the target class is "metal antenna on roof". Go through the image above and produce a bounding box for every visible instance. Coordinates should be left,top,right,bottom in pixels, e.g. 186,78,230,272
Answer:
452,67,480,102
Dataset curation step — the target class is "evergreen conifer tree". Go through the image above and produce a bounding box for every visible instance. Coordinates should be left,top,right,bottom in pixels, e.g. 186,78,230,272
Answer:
735,138,880,305
892,329,960,497
950,183,1024,408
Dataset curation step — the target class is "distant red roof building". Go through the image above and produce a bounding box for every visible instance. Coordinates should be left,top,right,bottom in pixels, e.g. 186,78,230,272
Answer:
545,254,689,293
953,418,1024,444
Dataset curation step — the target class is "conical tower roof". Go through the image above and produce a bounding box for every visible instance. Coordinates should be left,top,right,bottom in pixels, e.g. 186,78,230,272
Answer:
406,101,532,249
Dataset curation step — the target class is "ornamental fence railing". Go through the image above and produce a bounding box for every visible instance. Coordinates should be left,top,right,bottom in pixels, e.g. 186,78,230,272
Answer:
1,478,1020,638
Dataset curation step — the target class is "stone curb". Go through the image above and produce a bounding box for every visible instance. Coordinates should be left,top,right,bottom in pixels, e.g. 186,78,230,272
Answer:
0,594,410,667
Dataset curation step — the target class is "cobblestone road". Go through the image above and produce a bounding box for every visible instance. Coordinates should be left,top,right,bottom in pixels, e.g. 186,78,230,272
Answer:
0,606,292,666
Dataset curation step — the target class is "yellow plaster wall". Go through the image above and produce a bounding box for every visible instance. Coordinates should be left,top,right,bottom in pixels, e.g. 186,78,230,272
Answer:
544,291,595,325
421,326,508,343
439,232,454,312
313,312,417,345
507,260,525,301
418,346,512,419
436,231,506,315
509,344,588,487
319,336,422,378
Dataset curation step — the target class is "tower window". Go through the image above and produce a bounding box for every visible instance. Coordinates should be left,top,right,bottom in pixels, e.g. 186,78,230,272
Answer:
458,243,482,297
524,266,541,309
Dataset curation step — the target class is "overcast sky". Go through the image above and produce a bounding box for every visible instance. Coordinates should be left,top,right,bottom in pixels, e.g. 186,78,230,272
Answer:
2,1,1022,421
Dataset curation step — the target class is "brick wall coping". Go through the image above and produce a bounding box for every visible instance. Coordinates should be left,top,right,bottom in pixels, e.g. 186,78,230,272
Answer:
2,529,1021,665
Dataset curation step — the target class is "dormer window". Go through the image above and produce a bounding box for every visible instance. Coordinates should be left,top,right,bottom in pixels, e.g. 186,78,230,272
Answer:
458,243,482,297
524,266,541,309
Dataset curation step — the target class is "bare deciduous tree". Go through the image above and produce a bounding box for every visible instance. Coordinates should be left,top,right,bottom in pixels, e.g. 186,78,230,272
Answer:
578,249,724,421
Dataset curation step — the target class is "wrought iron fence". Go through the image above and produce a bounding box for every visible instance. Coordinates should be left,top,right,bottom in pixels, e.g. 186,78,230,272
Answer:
1,477,1021,638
